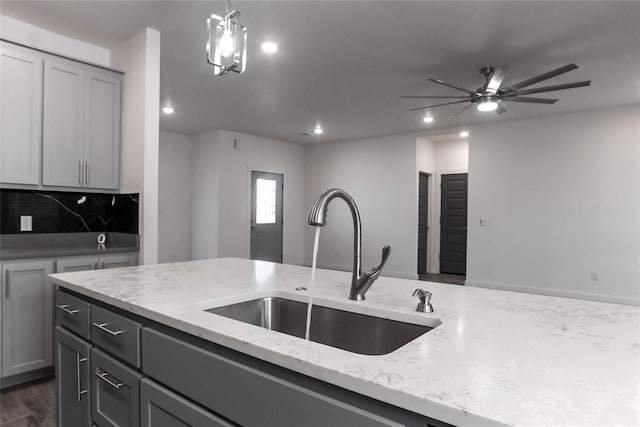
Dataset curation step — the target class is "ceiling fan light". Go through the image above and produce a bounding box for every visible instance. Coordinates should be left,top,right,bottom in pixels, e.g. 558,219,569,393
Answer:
477,99,498,112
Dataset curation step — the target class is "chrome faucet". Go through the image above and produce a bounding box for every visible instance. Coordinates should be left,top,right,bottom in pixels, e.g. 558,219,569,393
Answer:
307,188,391,301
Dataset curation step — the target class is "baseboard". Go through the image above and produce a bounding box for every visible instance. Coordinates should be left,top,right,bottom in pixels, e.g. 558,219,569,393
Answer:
316,263,418,281
0,366,54,390
466,280,640,307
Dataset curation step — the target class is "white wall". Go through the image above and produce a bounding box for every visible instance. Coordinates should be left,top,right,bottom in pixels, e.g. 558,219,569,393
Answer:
111,28,161,265
190,130,219,260
159,131,192,263
0,15,110,66
190,130,306,265
305,134,419,279
467,104,640,305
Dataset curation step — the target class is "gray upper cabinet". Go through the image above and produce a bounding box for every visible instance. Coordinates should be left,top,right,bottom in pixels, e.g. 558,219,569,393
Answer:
0,42,43,185
84,69,121,189
42,57,85,188
1,41,122,190
1,260,54,378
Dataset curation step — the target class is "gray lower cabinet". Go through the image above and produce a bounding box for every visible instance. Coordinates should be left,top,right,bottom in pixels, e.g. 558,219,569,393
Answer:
1,260,54,377
0,41,43,185
142,328,422,427
57,256,99,273
140,378,233,427
56,253,138,273
91,348,141,427
100,254,137,269
55,327,91,427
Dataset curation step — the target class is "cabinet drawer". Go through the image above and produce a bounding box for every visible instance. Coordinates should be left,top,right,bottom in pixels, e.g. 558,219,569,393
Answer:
142,328,405,427
91,306,140,367
140,378,234,427
56,290,91,340
91,348,141,427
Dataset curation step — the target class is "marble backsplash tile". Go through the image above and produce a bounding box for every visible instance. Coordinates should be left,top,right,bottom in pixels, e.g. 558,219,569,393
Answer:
0,189,139,234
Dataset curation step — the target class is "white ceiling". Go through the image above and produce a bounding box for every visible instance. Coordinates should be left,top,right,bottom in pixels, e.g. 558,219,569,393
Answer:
2,1,639,143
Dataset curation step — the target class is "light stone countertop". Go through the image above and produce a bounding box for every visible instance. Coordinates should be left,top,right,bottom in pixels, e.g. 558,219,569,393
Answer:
49,258,640,427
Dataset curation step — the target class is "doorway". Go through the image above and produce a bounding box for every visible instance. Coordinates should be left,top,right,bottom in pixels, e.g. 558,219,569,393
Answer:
250,171,283,263
417,173,430,274
439,173,468,275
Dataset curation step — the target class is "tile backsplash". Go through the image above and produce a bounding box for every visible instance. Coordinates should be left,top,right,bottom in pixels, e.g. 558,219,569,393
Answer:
0,190,139,234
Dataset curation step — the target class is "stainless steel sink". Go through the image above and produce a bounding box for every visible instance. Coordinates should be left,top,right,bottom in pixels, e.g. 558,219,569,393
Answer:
206,297,433,355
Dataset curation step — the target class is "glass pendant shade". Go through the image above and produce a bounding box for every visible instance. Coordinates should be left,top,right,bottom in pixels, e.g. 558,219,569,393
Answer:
207,9,247,75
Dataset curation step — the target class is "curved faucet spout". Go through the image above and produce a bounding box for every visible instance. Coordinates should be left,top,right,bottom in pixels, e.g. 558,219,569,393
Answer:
307,188,391,301
308,189,362,285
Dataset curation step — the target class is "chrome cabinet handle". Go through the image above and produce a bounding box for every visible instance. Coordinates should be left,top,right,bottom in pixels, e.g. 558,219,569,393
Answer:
5,271,9,299
76,354,88,401
85,161,89,186
95,370,123,390
56,304,80,315
92,322,125,336
78,161,82,184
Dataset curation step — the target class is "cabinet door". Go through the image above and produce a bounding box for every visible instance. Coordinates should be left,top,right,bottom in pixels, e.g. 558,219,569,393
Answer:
91,348,141,427
99,254,137,269
55,327,91,427
0,42,43,185
57,256,99,273
42,58,84,187
140,378,233,427
84,70,121,189
1,261,54,377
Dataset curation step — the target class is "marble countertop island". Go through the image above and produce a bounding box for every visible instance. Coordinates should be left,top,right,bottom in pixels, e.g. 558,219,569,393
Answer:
49,258,640,427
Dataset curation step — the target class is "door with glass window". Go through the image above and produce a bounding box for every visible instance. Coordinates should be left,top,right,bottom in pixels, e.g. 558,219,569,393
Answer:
250,171,283,263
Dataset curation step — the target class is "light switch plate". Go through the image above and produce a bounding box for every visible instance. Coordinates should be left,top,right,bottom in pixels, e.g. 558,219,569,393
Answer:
20,216,32,232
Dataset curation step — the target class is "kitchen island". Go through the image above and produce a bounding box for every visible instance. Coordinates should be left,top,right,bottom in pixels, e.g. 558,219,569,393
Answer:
50,258,640,427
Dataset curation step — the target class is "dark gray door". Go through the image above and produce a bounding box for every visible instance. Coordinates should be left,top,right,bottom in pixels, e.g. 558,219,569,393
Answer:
55,327,91,427
417,173,429,274
440,173,468,275
250,171,283,263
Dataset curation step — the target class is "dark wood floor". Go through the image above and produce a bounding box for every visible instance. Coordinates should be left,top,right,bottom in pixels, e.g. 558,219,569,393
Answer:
0,378,55,427
418,272,466,285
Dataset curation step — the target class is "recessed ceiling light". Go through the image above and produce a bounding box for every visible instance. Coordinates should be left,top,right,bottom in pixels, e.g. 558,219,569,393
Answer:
423,116,434,124
313,126,324,135
162,106,175,114
261,41,278,53
459,131,469,138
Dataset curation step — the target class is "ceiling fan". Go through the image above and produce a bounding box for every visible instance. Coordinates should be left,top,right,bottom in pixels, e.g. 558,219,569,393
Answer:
401,64,591,115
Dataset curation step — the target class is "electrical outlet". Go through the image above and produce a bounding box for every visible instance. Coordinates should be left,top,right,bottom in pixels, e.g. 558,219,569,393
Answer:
479,218,492,226
20,216,32,232
590,271,599,281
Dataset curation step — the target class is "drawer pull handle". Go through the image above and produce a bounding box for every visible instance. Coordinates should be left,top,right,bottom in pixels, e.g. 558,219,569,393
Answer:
56,304,80,315
95,370,124,390
92,322,125,336
76,354,88,402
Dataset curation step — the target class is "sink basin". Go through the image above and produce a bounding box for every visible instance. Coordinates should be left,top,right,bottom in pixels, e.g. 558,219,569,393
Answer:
206,297,433,355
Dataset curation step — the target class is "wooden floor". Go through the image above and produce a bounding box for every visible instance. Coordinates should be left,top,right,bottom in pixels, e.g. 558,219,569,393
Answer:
0,378,55,427
418,272,466,285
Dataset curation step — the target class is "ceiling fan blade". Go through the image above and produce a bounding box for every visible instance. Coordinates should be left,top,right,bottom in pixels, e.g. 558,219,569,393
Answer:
484,66,509,94
496,104,507,114
428,78,477,95
506,64,579,91
504,96,558,104
513,80,591,96
451,104,473,116
410,100,469,112
399,95,469,99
